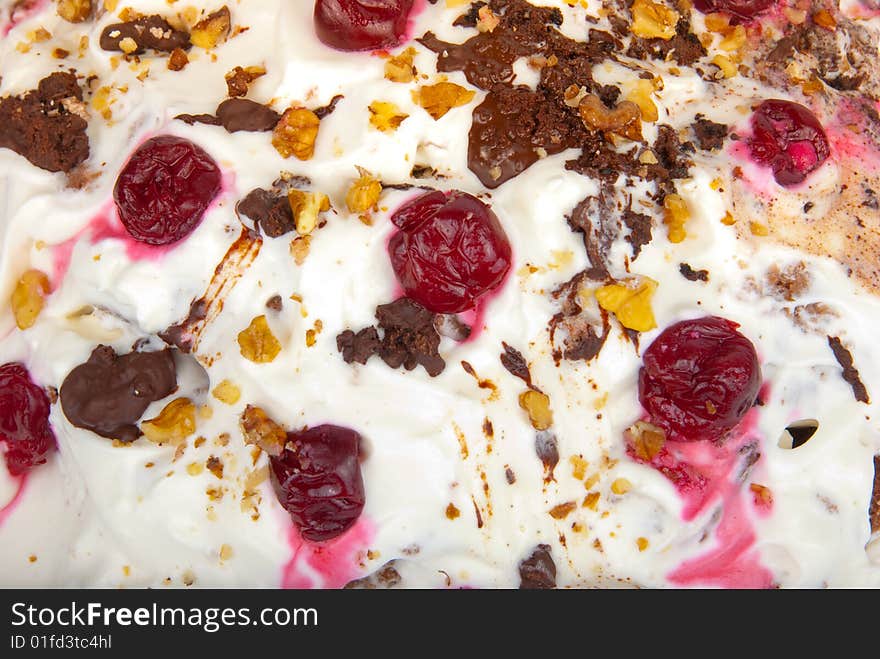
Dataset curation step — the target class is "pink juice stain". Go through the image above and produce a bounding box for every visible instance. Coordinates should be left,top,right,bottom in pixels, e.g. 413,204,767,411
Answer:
282,517,374,589
0,474,28,528
2,0,48,37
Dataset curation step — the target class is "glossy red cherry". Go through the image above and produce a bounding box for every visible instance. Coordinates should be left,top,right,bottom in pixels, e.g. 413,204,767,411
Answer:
314,0,415,52
0,363,56,476
113,135,222,246
747,100,830,187
270,425,365,542
639,317,761,443
388,190,512,314
693,0,775,22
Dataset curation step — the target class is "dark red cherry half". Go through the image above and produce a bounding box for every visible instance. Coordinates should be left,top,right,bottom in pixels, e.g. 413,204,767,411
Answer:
314,0,415,52
639,317,761,443
0,363,56,476
113,135,222,246
388,190,512,315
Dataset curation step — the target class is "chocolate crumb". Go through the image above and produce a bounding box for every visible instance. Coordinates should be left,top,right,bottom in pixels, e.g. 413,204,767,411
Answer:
622,209,653,258
692,115,728,151
679,263,709,282
266,295,283,312
0,72,89,173
505,467,516,484
518,544,556,589
828,336,870,404
344,562,402,589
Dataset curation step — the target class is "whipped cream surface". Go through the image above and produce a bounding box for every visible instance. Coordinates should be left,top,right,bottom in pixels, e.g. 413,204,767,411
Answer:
0,0,879,588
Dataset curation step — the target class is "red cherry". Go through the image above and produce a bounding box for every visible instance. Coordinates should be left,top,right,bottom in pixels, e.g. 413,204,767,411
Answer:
639,317,761,443
113,135,222,246
388,190,512,314
270,425,365,543
0,363,56,476
747,100,830,187
314,0,415,52
693,0,775,22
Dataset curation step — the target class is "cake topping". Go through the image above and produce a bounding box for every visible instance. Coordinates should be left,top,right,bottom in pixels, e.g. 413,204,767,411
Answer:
113,135,222,246
337,297,445,376
313,0,415,52
0,363,57,476
269,424,366,542
59,346,178,443
388,190,512,314
746,100,830,187
827,336,870,404
99,15,191,54
0,71,89,173
176,99,281,133
518,544,556,589
639,317,761,443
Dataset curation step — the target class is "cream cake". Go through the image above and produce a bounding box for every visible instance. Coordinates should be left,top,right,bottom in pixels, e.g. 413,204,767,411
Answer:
0,0,879,588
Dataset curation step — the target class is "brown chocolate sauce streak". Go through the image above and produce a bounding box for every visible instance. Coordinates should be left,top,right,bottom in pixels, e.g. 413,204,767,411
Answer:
314,95,344,120
827,336,870,403
871,455,880,533
176,99,280,133
161,227,263,353
59,346,177,443
100,15,191,54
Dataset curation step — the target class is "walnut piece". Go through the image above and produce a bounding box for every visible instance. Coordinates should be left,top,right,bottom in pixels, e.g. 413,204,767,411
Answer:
190,6,231,50
412,82,475,120
663,193,689,243
212,379,241,405
225,65,266,97
625,421,666,461
578,94,642,140
369,101,409,133
288,189,330,235
346,167,383,214
595,277,659,333
57,0,91,23
384,47,417,83
240,405,286,457
142,398,197,446
238,315,282,363
11,270,50,330
272,107,321,160
519,390,554,431
630,0,679,41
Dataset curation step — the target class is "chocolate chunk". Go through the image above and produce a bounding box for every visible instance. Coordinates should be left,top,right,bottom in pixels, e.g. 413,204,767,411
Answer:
653,125,691,180
266,295,283,312
225,66,263,97
871,455,880,533
0,72,89,173
566,196,613,280
505,467,516,484
60,346,178,442
679,263,709,282
500,342,533,388
237,188,295,238
563,324,607,362
337,298,445,376
535,430,559,481
176,99,280,133
344,563,403,589
767,35,795,63
100,15,190,54
692,116,728,151
518,544,556,589
622,209,652,258
827,336,870,404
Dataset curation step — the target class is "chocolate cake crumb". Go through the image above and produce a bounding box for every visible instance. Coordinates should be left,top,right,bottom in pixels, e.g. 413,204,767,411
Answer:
59,346,178,443
337,298,445,376
692,116,729,151
225,66,263,97
622,209,653,258
100,15,191,54
0,72,89,173
237,188,295,238
679,263,709,282
827,336,870,404
535,431,559,482
500,342,533,388
871,455,880,533
518,544,556,589
626,18,706,67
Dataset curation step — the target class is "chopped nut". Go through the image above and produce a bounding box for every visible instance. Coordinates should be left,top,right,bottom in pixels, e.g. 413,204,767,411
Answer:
446,503,460,520
219,543,233,561
703,12,731,32
750,483,773,505
476,6,500,32
240,405,286,457
611,478,632,495
578,94,642,140
637,537,650,552
118,37,138,55
57,0,91,23
225,65,266,97
563,84,587,108
368,101,409,133
718,25,746,52
583,492,600,510
190,6,231,50
272,107,321,160
346,167,382,214
570,455,589,481
750,221,769,237
812,9,837,30
663,193,690,243
625,79,658,123
167,48,189,71
290,235,312,265
238,315,282,363
711,54,738,79
384,47,417,83
549,501,577,520
595,277,659,333
11,269,50,330
142,398,197,446
630,0,679,40
625,421,666,461
412,82,475,120
212,379,241,405
721,211,736,226
187,462,204,476
519,390,554,431
287,189,330,236
206,456,224,479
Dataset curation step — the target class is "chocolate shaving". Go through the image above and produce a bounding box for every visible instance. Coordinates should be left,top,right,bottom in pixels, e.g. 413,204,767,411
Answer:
827,336,870,403
337,298,445,376
500,342,533,388
100,15,191,54
679,263,709,282
871,455,880,533
518,544,556,589
0,72,89,173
